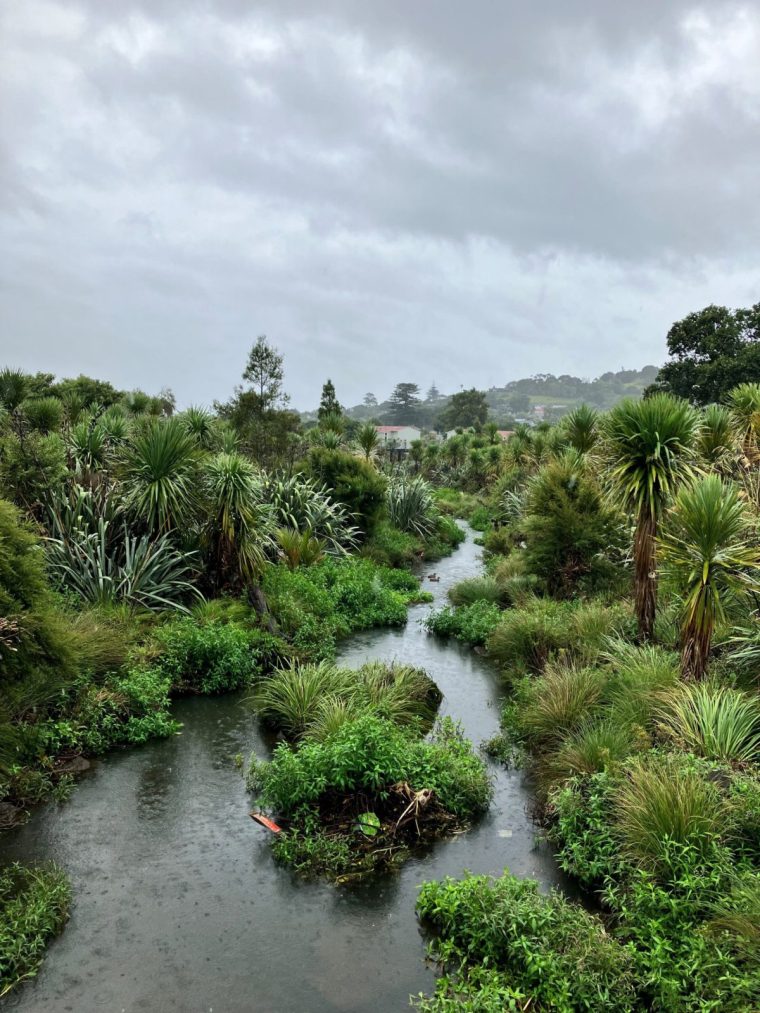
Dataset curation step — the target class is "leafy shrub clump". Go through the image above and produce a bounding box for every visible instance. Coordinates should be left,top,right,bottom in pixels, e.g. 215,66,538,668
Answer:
522,452,627,597
415,871,636,1011
248,714,491,877
39,664,180,756
151,618,284,694
0,863,70,998
263,557,421,658
425,601,502,647
362,516,464,568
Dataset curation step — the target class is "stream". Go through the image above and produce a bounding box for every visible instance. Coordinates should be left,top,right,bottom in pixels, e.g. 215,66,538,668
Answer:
1,527,563,1012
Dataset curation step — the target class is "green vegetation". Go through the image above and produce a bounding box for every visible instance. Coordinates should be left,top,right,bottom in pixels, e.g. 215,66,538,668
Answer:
1,352,462,988
0,864,70,998
6,335,760,1007
419,376,760,1010
248,713,491,878
415,872,636,1011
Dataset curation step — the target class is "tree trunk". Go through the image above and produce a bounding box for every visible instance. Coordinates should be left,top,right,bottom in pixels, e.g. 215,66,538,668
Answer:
680,614,712,681
634,511,657,641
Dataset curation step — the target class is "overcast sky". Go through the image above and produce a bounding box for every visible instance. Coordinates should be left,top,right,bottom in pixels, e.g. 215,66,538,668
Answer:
2,2,759,409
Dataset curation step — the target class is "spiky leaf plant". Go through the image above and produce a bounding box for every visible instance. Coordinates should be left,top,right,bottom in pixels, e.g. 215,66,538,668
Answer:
385,476,435,536
659,474,760,679
123,417,198,533
357,422,379,461
563,404,599,453
655,683,760,762
202,451,269,589
604,393,700,640
698,403,736,470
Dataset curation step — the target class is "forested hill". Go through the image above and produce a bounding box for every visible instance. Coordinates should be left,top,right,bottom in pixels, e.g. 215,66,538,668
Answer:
335,365,659,428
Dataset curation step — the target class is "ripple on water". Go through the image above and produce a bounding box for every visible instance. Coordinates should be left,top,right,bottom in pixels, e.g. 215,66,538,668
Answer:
0,527,564,1013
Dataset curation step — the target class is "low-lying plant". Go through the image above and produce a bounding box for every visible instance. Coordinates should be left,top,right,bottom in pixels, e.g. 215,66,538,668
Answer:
415,871,637,1011
248,714,491,877
251,660,442,741
486,597,631,674
655,683,760,764
0,863,70,998
425,600,502,647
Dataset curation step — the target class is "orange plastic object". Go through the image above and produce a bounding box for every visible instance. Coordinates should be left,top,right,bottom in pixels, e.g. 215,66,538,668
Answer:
249,812,282,833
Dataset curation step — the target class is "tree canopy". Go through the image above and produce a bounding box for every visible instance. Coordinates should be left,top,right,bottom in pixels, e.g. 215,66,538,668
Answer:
437,388,489,431
651,304,760,404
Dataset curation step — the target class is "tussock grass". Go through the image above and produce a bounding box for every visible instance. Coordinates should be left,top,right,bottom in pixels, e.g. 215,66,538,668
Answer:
252,659,441,740
614,754,729,872
519,662,607,749
603,639,681,729
538,719,640,796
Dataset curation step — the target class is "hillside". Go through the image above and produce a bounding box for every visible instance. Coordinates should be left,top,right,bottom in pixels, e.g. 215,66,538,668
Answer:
333,365,659,428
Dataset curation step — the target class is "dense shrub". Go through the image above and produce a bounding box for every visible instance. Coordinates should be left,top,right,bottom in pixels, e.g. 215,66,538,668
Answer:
263,556,420,658
249,713,491,822
487,598,631,673
0,500,78,781
549,771,625,886
152,618,283,693
425,601,502,647
303,448,386,534
40,664,179,756
362,516,463,568
522,453,627,597
415,872,636,1011
0,863,70,998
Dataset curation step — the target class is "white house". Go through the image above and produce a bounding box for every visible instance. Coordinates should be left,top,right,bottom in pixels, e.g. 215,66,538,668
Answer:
375,425,422,450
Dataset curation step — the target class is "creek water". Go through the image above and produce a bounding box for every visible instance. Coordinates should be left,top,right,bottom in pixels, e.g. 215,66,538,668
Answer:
1,527,563,1012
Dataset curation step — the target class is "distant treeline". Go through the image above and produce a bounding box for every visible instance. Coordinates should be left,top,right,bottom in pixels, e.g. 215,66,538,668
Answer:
329,365,660,430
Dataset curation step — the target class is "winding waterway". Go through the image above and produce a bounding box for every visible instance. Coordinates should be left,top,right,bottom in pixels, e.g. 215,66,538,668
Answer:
1,527,563,1012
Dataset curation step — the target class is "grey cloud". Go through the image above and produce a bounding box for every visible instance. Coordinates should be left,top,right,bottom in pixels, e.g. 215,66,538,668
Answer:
1,1,759,407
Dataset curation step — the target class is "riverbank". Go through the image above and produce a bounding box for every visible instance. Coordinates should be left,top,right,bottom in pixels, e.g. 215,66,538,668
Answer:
0,527,562,1011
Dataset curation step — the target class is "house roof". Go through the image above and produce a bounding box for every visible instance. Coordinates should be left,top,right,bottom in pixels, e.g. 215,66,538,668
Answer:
375,425,420,433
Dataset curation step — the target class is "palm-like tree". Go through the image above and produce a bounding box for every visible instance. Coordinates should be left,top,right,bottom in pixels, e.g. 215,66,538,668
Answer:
659,475,760,679
605,394,700,640
726,382,760,465
202,451,268,589
0,368,28,411
124,417,198,533
563,404,598,454
697,403,736,471
357,423,379,461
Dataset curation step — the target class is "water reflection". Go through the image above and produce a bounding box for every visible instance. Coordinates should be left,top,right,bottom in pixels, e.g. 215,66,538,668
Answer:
0,528,564,1012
